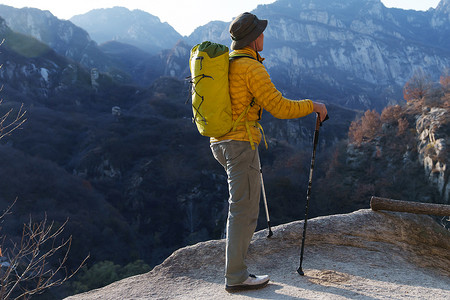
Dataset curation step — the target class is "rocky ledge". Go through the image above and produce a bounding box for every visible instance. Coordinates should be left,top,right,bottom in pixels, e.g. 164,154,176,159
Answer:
65,209,450,299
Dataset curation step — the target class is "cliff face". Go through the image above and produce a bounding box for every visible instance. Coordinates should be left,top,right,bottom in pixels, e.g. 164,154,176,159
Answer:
64,209,450,299
189,0,450,110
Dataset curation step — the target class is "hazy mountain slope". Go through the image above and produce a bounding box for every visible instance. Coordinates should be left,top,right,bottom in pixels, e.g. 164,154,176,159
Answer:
0,5,110,69
70,7,182,54
0,16,91,104
0,5,161,85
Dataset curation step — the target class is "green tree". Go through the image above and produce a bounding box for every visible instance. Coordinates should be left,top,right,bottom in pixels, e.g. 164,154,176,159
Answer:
71,260,151,294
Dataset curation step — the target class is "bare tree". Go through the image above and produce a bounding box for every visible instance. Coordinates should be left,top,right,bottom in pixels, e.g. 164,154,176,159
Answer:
0,99,27,140
0,39,27,140
0,201,89,299
403,68,433,102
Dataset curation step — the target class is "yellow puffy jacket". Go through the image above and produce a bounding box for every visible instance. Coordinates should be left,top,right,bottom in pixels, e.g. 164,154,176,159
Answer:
210,47,314,146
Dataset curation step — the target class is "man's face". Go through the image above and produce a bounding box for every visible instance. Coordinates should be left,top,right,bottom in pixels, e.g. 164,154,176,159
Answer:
255,33,264,51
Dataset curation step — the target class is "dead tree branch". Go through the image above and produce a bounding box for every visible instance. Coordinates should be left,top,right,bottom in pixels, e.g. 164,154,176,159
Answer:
0,210,89,299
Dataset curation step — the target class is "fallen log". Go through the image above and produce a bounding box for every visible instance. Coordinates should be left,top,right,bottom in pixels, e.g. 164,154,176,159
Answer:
370,196,450,216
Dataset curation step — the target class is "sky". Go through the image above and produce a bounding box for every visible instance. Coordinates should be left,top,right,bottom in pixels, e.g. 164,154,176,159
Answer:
0,0,443,36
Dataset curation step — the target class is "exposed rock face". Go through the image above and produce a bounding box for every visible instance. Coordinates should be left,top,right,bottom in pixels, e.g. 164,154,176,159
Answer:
160,41,191,78
416,107,449,203
65,209,450,299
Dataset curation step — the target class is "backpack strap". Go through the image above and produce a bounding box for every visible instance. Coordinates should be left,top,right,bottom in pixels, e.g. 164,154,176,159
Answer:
232,98,268,150
229,54,256,61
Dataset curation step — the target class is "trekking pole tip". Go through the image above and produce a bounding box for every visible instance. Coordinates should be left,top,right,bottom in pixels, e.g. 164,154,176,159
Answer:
297,268,305,276
266,221,273,238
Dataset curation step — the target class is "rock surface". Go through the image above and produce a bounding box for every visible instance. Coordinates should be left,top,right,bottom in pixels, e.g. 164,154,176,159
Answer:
65,209,450,299
416,107,449,203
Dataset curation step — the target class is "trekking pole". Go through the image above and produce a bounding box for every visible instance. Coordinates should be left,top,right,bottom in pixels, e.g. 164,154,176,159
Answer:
297,113,329,276
260,164,273,238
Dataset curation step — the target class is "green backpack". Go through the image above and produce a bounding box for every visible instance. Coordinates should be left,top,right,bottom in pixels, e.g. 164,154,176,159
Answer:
189,41,256,138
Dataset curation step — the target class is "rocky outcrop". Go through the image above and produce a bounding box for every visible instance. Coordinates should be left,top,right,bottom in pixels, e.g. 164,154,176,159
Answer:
65,209,450,299
416,107,449,203
160,40,191,78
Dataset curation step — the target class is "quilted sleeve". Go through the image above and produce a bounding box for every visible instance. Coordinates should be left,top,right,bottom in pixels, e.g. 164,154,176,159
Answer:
246,62,314,119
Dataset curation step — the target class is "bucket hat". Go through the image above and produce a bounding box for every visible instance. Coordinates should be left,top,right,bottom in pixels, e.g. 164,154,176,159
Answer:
229,12,267,50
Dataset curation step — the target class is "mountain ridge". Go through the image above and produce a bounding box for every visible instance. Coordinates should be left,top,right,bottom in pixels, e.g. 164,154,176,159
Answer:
189,0,450,109
70,7,182,54
1,1,449,109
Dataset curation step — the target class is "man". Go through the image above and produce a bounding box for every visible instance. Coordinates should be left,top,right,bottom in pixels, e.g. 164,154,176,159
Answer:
210,12,327,292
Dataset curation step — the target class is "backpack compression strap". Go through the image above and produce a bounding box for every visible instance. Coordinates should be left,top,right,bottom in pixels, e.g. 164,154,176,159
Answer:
232,98,268,150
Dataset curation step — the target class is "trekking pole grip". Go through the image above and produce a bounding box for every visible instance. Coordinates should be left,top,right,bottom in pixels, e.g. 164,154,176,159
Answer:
318,113,329,127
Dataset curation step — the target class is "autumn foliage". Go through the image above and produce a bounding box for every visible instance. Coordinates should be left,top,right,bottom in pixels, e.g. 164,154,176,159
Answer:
320,69,450,215
348,109,381,145
440,70,450,107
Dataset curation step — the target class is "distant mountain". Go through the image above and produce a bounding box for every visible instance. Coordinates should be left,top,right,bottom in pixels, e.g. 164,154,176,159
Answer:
188,0,450,110
1,1,449,109
70,7,182,54
0,4,143,85
0,16,89,103
0,5,191,87
0,5,110,69
97,41,162,85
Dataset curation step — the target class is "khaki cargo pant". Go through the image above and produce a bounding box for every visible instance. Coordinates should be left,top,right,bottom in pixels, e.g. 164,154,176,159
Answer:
211,140,261,285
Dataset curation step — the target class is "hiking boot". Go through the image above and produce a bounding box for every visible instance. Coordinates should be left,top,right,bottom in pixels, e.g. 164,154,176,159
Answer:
225,274,270,292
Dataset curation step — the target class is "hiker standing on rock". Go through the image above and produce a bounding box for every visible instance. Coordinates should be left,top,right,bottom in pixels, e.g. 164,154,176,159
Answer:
210,12,328,292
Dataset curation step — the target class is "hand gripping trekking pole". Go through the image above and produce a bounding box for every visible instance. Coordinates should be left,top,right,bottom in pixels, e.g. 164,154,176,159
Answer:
297,113,329,276
260,162,273,238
